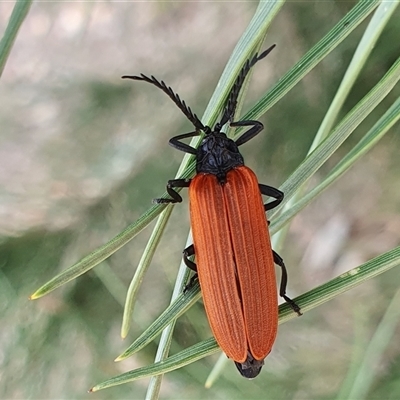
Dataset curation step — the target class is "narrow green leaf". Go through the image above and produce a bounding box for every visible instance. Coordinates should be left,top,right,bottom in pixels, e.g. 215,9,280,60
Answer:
310,0,399,151
90,246,400,391
121,208,173,338
0,0,32,77
29,203,168,299
203,0,285,126
335,306,371,400
144,252,193,400
205,353,229,389
272,95,400,233
341,289,400,400
90,338,220,393
271,55,400,217
239,0,380,125
117,281,201,361
280,246,400,322
271,0,398,252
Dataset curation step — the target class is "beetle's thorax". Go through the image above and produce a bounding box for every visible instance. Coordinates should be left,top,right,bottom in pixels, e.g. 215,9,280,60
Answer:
196,130,244,184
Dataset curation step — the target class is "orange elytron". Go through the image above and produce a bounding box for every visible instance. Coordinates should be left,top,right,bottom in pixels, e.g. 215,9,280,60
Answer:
122,45,301,378
190,166,279,366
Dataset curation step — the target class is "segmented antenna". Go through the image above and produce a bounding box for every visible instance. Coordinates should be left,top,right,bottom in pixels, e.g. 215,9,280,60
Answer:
219,44,276,127
122,74,205,131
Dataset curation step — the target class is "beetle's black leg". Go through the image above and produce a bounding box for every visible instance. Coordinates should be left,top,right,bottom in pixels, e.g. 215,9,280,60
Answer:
231,120,264,146
273,250,302,315
122,74,205,131
183,244,197,272
183,244,199,292
169,130,202,155
153,178,191,204
259,184,284,211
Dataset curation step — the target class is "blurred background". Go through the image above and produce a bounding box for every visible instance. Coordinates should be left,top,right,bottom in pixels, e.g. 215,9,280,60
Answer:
1,2,400,399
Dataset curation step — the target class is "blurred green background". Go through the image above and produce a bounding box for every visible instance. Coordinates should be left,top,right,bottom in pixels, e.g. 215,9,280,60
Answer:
1,2,400,399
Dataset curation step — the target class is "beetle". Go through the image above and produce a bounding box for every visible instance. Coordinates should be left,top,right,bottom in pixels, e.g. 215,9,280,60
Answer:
122,44,301,378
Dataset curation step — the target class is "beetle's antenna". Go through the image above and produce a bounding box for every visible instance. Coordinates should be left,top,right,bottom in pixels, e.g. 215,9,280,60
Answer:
219,44,276,127
122,74,205,131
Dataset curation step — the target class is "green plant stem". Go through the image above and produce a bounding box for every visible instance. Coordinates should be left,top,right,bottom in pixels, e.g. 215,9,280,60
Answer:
0,0,32,77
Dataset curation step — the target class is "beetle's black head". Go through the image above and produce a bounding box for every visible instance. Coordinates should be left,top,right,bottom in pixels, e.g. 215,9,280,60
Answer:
196,127,244,184
234,354,264,379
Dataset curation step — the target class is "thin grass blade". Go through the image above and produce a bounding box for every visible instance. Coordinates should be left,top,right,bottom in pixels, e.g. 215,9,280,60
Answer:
346,289,400,399
144,252,194,400
121,208,172,338
117,281,201,361
272,95,400,233
310,0,399,151
29,202,169,299
270,55,400,218
0,0,32,77
91,246,400,391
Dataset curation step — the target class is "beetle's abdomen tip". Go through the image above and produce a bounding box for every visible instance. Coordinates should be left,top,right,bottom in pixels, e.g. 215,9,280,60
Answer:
234,356,264,379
